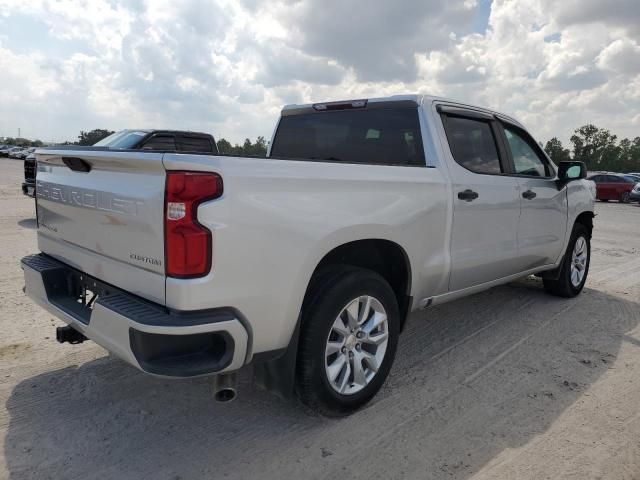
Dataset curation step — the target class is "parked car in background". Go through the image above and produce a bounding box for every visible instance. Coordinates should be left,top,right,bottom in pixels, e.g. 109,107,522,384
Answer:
587,173,636,203
17,147,36,159
92,129,218,153
8,148,21,158
19,130,218,199
623,173,640,184
22,95,595,415
6,147,25,158
22,153,36,198
630,182,640,203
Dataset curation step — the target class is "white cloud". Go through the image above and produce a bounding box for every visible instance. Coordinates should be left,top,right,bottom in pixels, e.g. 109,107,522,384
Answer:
596,38,640,75
0,0,638,146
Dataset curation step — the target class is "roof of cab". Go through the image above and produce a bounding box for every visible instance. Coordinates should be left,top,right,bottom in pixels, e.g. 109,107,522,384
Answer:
281,94,523,128
119,129,213,137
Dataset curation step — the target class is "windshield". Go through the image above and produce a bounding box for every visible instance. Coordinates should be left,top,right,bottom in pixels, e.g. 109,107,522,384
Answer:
93,130,148,148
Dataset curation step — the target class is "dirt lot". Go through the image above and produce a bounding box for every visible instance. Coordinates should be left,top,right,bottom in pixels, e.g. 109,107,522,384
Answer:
0,157,639,480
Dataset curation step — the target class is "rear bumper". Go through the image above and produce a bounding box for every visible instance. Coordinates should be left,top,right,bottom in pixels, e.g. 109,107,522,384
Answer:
630,190,640,202
21,254,249,377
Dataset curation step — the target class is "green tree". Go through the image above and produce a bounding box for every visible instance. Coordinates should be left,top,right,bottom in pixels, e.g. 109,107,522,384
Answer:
544,137,571,163
252,136,268,157
570,124,618,171
216,137,268,157
630,137,640,172
1,138,45,147
616,137,640,173
77,129,114,146
216,138,233,154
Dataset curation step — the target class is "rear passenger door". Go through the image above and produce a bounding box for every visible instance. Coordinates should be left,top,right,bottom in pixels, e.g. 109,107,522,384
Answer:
439,107,522,291
498,122,567,269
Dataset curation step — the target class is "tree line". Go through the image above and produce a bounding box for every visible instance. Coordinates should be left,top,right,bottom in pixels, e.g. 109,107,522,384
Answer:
544,124,640,173
1,138,44,147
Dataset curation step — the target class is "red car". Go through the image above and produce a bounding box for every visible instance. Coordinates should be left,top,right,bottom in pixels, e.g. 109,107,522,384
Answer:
587,173,636,203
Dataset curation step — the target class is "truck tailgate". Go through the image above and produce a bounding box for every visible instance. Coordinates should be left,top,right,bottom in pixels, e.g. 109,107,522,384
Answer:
35,149,166,304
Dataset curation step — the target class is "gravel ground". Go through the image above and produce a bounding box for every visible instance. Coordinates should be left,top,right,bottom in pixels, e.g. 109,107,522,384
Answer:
0,157,639,480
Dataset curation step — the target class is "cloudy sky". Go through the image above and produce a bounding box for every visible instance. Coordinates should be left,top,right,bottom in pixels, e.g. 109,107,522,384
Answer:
0,0,638,145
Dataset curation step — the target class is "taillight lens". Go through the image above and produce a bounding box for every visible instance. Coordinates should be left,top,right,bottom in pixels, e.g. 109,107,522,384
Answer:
165,171,223,278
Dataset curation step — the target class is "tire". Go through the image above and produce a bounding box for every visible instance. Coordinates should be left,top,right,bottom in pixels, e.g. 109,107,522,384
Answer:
543,224,590,297
620,191,630,203
296,266,400,416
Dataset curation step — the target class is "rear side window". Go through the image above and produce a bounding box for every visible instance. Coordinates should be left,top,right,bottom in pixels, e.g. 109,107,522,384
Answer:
442,116,502,174
140,135,176,151
178,136,215,153
270,108,425,166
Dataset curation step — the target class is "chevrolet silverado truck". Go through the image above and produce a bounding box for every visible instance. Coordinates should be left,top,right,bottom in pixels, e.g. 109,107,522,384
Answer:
22,95,595,415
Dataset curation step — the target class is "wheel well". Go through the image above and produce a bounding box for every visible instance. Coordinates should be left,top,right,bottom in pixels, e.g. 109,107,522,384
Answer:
575,211,594,237
308,239,412,328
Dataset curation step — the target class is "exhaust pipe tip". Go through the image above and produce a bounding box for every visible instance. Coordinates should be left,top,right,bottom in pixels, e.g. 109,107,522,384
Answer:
214,388,237,403
213,373,237,403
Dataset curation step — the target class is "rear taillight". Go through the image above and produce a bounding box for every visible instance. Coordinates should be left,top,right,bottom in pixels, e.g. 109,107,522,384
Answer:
164,171,223,278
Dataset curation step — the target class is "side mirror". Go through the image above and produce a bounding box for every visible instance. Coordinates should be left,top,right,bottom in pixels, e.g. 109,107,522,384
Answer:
557,161,587,186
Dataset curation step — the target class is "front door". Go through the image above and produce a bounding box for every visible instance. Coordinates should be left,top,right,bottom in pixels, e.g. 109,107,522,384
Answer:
499,124,567,269
439,108,522,291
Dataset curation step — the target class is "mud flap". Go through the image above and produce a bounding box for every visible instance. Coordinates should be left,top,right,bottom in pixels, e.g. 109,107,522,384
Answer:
252,319,300,400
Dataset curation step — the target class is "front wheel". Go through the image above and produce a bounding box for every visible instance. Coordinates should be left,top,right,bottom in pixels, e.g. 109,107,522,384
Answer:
620,191,630,203
543,224,590,297
296,267,400,416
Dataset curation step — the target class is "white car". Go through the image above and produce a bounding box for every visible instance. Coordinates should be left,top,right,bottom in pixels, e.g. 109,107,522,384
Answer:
9,147,28,159
6,147,23,158
22,94,595,415
18,147,35,159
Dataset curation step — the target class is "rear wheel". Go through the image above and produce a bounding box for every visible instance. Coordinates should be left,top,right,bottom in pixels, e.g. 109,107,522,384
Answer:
296,266,400,416
543,224,590,297
620,191,630,203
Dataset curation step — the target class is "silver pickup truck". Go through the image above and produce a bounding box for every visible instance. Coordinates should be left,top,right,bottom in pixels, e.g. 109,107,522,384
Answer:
22,95,595,415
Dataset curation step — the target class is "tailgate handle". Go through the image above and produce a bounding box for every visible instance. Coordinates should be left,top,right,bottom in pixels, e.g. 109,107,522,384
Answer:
62,157,92,173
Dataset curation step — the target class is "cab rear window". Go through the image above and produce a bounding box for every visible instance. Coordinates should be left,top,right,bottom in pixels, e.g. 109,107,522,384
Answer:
270,108,425,166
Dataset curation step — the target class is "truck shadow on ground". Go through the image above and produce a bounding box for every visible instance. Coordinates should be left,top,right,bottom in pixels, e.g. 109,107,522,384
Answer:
4,279,640,480
16,218,36,230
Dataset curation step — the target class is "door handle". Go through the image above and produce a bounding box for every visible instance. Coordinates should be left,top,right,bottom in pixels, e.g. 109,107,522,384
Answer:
458,189,479,202
522,190,537,200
